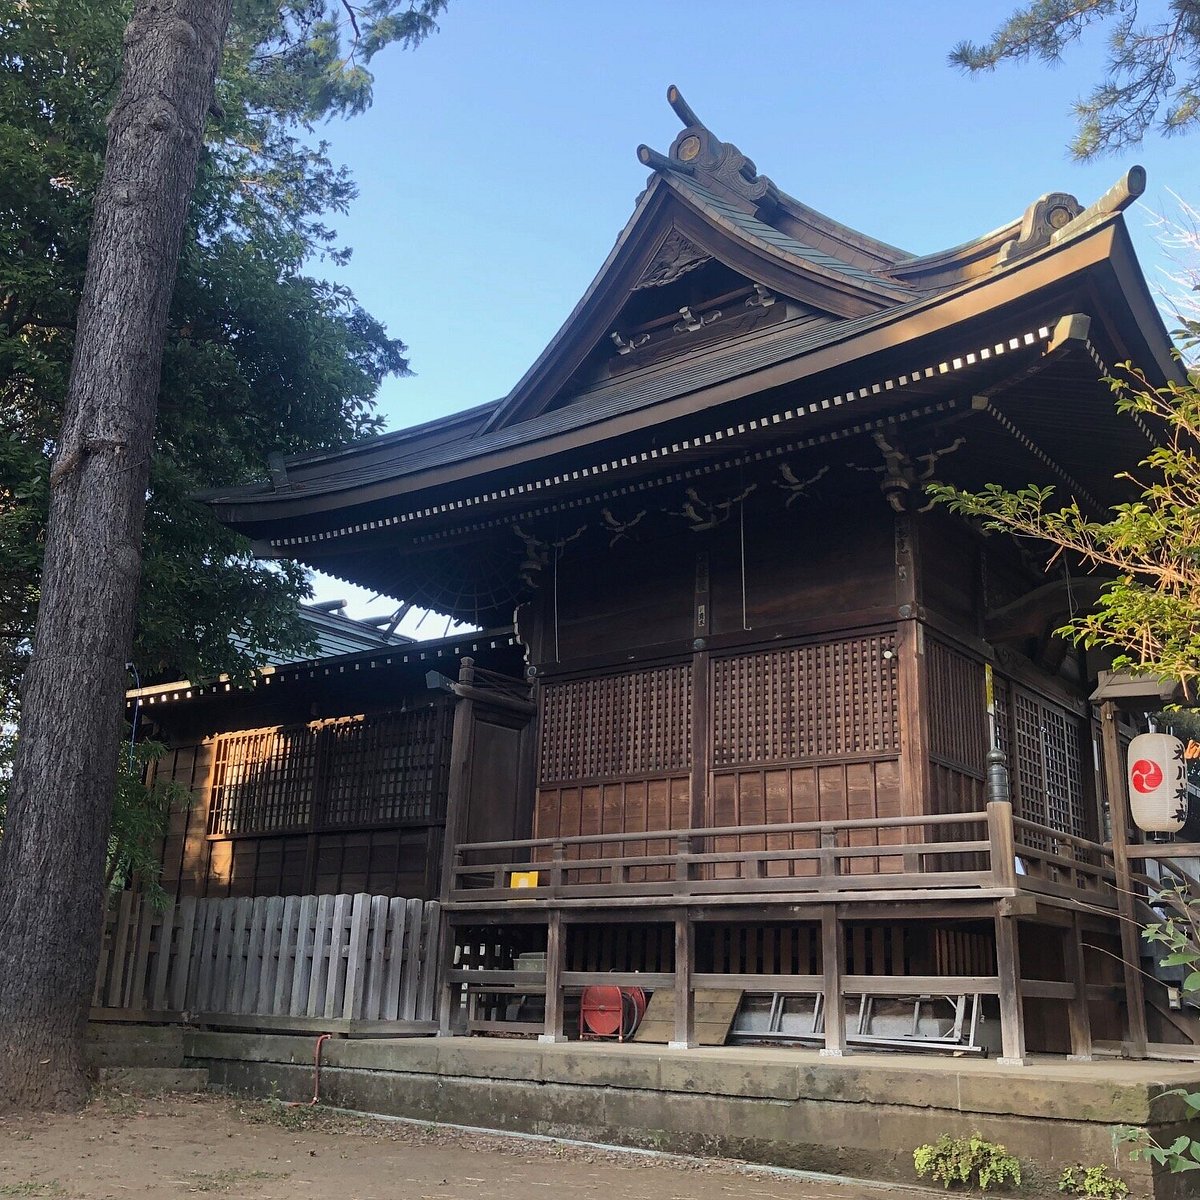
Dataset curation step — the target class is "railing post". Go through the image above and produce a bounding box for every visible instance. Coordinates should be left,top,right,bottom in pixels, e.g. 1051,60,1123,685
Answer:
436,920,457,1037
539,910,566,1044
819,829,838,881
1065,912,1094,1061
669,914,695,1049
820,905,847,1056
550,840,565,896
987,801,1017,889
674,834,694,886
994,908,1028,1066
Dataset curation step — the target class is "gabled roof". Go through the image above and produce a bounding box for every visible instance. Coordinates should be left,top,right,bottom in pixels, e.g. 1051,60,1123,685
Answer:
203,89,1174,624
479,87,921,435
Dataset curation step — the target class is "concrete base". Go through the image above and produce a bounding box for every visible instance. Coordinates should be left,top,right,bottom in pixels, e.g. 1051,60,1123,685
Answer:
182,1031,1200,1200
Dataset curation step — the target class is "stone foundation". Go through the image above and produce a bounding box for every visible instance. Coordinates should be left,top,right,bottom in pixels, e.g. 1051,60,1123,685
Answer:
185,1032,1200,1199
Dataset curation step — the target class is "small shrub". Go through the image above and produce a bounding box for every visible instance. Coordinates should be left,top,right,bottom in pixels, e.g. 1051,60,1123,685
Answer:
913,1132,1023,1191
1058,1164,1129,1198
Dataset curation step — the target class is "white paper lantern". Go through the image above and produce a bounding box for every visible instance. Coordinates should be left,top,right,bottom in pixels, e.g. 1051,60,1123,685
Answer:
1127,733,1188,833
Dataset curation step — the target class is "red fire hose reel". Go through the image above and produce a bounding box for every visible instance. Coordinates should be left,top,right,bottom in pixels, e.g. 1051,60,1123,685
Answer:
579,985,647,1041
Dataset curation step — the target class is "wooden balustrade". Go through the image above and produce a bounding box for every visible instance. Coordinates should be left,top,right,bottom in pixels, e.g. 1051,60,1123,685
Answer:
449,803,1118,909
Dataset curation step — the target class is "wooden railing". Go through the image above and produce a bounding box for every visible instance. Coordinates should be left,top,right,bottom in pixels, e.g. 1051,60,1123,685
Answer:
449,802,1117,909
94,891,442,1025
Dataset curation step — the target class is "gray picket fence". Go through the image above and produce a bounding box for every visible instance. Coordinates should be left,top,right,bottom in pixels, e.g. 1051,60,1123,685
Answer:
93,891,442,1023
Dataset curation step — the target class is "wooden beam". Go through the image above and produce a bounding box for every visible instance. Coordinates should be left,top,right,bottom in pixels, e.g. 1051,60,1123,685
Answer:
1100,700,1148,1057
820,905,847,1056
669,916,696,1048
994,912,1028,1065
539,911,566,1043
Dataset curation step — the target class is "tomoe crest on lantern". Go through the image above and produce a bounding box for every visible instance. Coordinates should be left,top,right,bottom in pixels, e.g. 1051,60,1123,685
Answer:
1126,732,1188,833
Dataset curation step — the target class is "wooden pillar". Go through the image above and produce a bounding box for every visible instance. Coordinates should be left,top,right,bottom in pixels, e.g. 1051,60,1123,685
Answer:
994,911,1028,1065
894,515,930,820
669,914,695,1048
820,905,847,1056
437,660,477,903
1099,700,1148,1057
690,551,711,831
539,911,566,1043
690,650,710,830
1066,914,1094,1061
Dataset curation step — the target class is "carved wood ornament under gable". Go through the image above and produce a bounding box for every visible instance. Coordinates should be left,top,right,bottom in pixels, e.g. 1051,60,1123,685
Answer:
635,228,712,290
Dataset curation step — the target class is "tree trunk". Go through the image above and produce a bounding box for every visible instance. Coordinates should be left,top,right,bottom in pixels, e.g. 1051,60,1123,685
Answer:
0,0,232,1111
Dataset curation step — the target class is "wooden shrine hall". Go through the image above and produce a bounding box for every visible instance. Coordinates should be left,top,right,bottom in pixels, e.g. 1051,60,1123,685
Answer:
197,87,1195,1062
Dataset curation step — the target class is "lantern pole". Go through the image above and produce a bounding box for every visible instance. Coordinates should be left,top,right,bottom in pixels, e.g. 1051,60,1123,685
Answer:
1099,699,1148,1057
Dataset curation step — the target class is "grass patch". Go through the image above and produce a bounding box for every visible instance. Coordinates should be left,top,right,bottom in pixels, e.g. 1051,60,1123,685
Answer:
179,1168,286,1194
232,1096,365,1133
0,1183,65,1198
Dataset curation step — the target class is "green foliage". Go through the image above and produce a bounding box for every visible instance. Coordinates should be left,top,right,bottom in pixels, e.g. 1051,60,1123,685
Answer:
1143,882,1200,997
1058,1163,1129,1198
951,1,1200,158
0,0,445,698
1115,1088,1200,1173
1110,892,1200,1174
107,736,188,907
913,1132,1023,1191
926,351,1200,698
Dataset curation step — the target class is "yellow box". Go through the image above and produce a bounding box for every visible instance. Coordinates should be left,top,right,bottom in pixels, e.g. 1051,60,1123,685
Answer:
509,870,540,889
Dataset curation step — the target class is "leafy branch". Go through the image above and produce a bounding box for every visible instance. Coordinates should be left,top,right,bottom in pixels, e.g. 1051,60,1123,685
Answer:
926,356,1200,696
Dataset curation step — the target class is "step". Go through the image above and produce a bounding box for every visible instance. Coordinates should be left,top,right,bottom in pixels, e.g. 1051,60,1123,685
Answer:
86,1024,185,1068
95,1066,208,1093
87,1021,183,1044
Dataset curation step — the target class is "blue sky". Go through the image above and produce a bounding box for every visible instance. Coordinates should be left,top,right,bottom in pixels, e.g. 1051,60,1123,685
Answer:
305,2,1200,627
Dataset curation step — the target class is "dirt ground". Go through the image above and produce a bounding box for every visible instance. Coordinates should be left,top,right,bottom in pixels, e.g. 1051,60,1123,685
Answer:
0,1091,933,1200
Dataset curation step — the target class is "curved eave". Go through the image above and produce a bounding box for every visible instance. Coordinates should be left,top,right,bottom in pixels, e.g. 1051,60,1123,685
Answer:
210,214,1172,539
767,188,914,269
887,220,1022,289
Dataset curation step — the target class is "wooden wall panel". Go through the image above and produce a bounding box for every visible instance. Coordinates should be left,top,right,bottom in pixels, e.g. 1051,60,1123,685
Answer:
539,663,692,783
554,533,694,660
534,776,689,881
711,634,899,766
920,512,980,630
709,760,901,877
708,497,895,636
926,638,987,776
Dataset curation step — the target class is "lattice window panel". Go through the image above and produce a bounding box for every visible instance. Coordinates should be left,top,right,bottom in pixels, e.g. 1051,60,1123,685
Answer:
320,705,454,827
538,664,692,784
926,640,987,775
1010,688,1086,838
207,704,454,837
711,633,899,768
208,728,318,835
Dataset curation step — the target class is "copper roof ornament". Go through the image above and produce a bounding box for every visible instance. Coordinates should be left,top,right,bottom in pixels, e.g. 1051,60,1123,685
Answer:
637,84,781,219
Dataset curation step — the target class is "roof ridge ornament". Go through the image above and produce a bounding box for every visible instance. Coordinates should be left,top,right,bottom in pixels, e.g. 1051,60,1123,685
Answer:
637,84,781,219
997,167,1146,267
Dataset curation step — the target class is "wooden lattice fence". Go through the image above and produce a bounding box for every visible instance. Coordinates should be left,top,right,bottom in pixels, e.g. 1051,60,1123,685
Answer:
94,891,442,1023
